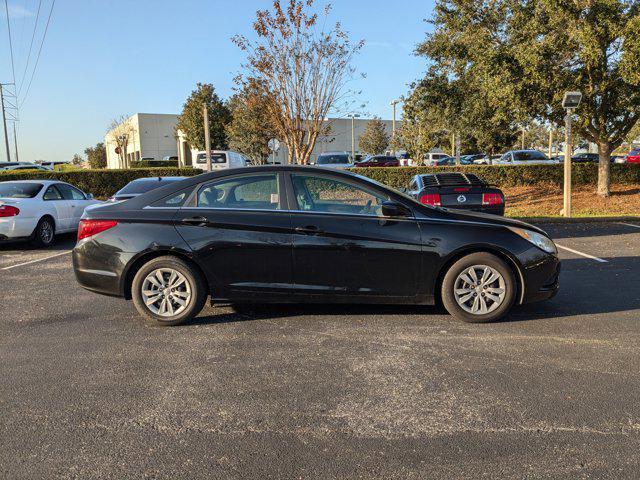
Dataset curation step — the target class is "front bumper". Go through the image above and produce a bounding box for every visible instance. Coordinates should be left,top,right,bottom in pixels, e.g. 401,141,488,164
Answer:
519,248,560,304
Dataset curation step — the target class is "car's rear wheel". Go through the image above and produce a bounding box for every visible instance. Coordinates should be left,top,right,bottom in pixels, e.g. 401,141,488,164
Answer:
441,252,516,323
131,256,207,326
31,217,55,247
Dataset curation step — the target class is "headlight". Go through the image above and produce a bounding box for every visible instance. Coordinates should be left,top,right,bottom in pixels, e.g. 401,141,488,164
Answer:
507,227,557,254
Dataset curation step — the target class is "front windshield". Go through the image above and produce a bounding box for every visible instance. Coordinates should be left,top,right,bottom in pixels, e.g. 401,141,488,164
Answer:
0,182,43,198
317,155,350,165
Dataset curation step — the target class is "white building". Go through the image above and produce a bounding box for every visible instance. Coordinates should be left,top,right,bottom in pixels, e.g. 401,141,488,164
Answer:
105,113,394,169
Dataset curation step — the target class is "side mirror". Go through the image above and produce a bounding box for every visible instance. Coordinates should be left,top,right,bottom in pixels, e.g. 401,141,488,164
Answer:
381,201,411,218
86,193,94,200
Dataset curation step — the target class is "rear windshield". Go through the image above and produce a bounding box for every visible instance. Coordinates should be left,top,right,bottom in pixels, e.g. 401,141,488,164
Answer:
513,151,548,161
116,179,179,195
317,154,350,165
0,182,43,198
196,153,227,164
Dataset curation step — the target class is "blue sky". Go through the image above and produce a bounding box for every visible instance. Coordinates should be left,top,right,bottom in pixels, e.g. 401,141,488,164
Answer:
1,0,435,162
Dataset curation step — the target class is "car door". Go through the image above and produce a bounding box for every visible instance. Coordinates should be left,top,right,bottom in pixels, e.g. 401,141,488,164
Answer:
286,171,422,300
174,172,293,300
42,184,72,231
55,183,89,229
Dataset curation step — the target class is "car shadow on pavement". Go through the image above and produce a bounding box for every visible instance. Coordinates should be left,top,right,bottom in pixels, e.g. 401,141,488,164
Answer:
0,232,76,252
189,255,640,326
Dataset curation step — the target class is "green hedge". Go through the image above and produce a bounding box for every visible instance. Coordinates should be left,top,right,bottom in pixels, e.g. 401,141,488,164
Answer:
0,168,200,198
348,163,640,189
1,164,638,199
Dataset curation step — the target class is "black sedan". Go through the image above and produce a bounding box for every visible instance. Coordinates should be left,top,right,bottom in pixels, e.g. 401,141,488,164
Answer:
407,172,505,216
109,176,187,202
73,166,559,326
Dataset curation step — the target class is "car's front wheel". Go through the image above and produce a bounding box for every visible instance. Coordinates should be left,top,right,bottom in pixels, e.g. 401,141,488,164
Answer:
441,252,516,323
131,256,207,326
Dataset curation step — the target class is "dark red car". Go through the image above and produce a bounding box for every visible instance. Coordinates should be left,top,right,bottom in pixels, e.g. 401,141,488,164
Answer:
354,155,400,167
626,148,640,163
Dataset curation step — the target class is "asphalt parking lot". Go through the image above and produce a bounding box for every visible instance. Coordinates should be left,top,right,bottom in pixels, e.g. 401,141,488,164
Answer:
2,222,640,479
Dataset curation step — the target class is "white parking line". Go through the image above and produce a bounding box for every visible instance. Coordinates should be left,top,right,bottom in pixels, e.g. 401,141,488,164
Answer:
0,250,72,271
619,222,640,230
555,244,608,263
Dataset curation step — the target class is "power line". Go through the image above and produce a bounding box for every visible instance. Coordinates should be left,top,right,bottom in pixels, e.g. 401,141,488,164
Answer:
4,0,17,87
20,0,55,108
18,0,43,97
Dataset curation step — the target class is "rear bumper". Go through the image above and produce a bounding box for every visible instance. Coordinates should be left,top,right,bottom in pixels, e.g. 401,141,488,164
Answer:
73,239,134,297
0,217,37,239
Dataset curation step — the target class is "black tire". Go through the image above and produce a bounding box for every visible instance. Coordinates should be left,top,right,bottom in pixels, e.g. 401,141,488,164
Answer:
30,217,55,248
131,256,207,326
441,252,516,323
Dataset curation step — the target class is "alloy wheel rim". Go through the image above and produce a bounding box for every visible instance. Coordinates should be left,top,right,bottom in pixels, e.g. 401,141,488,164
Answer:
141,268,192,318
453,265,506,315
40,222,53,243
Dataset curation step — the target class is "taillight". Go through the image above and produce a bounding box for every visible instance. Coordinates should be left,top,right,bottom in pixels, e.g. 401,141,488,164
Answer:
0,205,20,217
77,219,118,241
482,193,503,206
419,193,441,206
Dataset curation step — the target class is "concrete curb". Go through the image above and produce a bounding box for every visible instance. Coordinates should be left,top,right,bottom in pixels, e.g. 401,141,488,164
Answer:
514,216,640,224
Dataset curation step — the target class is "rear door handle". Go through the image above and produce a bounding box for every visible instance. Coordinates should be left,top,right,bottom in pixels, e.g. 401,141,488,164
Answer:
181,216,209,226
295,225,323,235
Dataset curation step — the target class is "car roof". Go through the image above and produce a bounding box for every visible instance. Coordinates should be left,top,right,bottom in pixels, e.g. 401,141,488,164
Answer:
0,179,61,186
129,176,186,183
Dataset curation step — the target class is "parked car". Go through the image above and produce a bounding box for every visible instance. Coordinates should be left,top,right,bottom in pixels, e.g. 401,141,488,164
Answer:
406,172,505,216
162,156,179,162
423,152,451,166
108,177,188,202
626,148,640,164
38,161,71,170
354,155,400,167
432,156,473,166
612,155,626,164
314,152,353,169
0,180,101,247
496,150,558,165
194,150,248,170
571,153,600,163
1,164,51,171
73,165,559,326
1,161,35,169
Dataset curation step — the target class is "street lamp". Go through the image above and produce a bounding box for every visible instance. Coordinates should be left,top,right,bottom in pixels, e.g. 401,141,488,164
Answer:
390,99,402,154
562,91,582,217
349,114,361,161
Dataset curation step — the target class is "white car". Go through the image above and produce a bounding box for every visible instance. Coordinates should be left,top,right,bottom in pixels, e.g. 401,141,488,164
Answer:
194,150,248,170
423,152,452,166
0,180,101,247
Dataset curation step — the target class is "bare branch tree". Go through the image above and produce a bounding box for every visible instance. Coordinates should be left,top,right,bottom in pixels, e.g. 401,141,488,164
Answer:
107,115,136,169
233,0,364,165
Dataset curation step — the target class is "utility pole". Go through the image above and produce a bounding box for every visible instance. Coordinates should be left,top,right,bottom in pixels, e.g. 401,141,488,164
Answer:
203,104,211,172
13,123,18,162
561,91,582,218
548,128,553,159
521,127,526,150
349,113,360,160
455,133,461,166
0,84,10,162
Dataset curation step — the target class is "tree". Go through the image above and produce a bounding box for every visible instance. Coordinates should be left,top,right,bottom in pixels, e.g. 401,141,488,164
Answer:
226,80,277,164
233,0,363,164
358,118,390,155
71,154,84,165
176,83,231,151
107,115,136,169
84,142,107,169
420,0,640,196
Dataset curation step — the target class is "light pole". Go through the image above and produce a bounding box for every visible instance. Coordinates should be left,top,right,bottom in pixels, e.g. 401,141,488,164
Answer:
562,91,582,218
349,113,360,161
390,99,401,154
203,104,212,172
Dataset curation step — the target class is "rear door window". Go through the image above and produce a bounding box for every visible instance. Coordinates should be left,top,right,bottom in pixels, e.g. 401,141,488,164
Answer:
197,174,280,210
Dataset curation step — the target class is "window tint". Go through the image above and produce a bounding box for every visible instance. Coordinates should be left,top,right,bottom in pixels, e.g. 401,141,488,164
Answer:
197,174,280,210
0,183,43,198
56,183,86,200
151,187,192,208
317,154,350,165
291,174,389,216
43,185,63,200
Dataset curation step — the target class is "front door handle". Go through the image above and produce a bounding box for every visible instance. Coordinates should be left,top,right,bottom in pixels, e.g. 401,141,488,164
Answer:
181,216,209,226
295,225,323,235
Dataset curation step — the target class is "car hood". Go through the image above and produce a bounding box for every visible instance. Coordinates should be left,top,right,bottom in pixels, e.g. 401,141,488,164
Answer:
431,207,549,236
